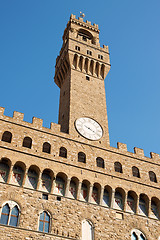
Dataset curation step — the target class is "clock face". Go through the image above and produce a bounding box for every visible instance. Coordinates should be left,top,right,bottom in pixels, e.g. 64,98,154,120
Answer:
75,117,103,140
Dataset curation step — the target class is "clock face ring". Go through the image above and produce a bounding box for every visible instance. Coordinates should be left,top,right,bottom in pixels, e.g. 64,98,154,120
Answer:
75,117,103,141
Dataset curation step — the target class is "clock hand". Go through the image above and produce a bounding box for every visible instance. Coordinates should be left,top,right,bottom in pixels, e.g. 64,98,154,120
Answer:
84,125,95,133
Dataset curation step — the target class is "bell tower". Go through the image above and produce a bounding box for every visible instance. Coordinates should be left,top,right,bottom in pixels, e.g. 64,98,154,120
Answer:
54,14,111,146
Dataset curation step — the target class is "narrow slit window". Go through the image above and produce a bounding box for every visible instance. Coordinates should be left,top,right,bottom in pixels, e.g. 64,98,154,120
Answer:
98,54,103,60
87,50,92,56
75,46,80,51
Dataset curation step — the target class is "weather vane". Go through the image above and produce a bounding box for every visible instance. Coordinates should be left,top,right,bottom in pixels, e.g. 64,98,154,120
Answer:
80,12,85,18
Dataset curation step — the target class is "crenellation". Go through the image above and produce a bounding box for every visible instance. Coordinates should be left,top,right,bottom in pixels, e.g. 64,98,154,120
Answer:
78,17,84,22
13,111,24,121
150,152,160,159
70,14,76,20
70,14,99,32
134,147,144,157
50,122,61,132
86,20,91,25
93,23,99,29
117,142,127,152
103,45,109,53
0,107,5,116
32,117,43,128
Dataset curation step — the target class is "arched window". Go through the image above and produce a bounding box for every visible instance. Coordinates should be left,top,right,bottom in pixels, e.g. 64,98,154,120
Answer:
114,189,124,210
92,185,99,204
139,194,148,216
78,152,86,163
78,29,93,42
9,206,19,226
96,157,104,168
131,232,138,240
59,147,67,158
82,219,94,240
0,159,10,183
127,191,136,213
39,211,50,233
42,142,51,154
131,229,146,240
0,204,9,225
26,167,39,189
132,166,140,178
81,181,89,202
114,162,123,173
11,164,25,186
41,170,52,193
22,137,32,149
0,201,20,227
69,178,77,199
103,187,110,207
55,176,65,196
149,171,157,183
151,198,159,219
1,131,12,143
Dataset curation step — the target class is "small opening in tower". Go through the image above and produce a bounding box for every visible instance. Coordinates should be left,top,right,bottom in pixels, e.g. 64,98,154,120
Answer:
75,46,80,51
42,193,48,200
86,76,90,81
98,54,103,60
87,50,92,56
83,36,87,41
63,91,65,96
57,196,61,201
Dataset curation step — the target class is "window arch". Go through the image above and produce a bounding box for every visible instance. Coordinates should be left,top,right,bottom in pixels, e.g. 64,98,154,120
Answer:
69,177,78,199
114,162,123,173
82,219,94,240
103,186,111,207
55,173,67,196
91,183,101,204
41,169,53,193
139,194,148,216
78,152,86,163
42,142,51,154
81,180,90,202
11,163,25,186
151,197,159,219
127,191,136,213
132,166,140,178
39,211,50,233
22,137,32,149
0,201,20,227
96,157,104,168
0,158,10,183
149,171,157,183
114,188,125,210
78,29,93,42
59,147,67,158
131,229,146,240
26,166,39,189
1,131,12,143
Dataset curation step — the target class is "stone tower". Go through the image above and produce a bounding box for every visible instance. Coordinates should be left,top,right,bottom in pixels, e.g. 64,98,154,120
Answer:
54,14,110,147
0,14,159,240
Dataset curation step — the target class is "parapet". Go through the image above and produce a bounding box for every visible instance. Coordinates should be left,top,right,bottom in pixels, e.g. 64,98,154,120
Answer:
70,14,99,32
116,141,160,163
0,107,61,134
134,147,144,157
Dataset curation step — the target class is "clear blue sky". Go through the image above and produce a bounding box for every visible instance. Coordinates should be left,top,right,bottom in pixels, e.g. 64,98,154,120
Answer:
0,0,160,156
